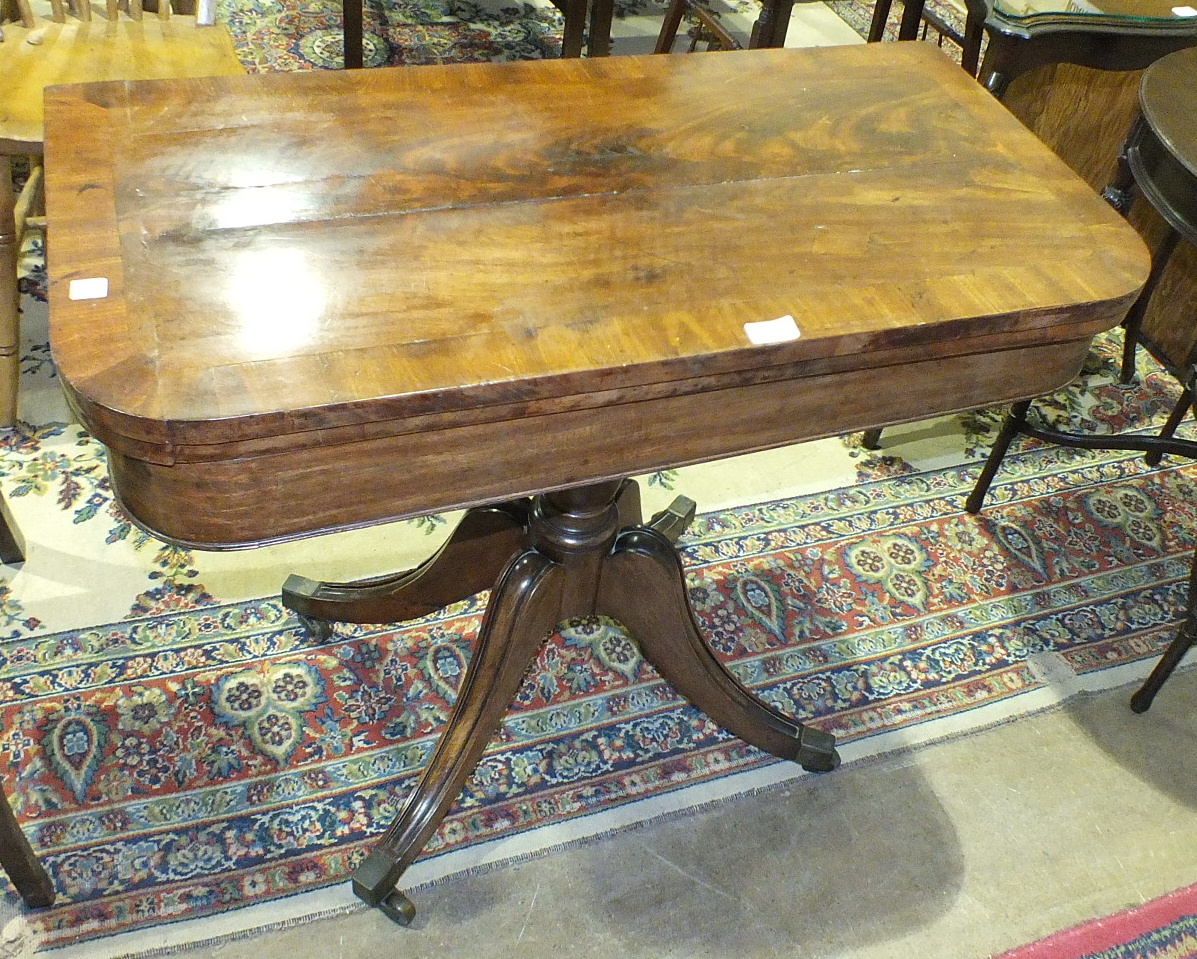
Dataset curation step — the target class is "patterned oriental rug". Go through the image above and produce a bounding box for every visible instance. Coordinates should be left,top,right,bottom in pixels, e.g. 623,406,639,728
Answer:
6,10,1194,957
999,882,1197,959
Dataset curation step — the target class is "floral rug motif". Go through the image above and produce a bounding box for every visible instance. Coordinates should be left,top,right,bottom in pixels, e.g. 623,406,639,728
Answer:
220,0,570,70
214,0,966,70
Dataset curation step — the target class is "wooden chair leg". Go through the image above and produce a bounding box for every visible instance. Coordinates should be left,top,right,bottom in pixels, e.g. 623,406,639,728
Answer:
587,0,615,55
1,161,20,430
0,494,24,567
0,786,53,908
895,0,926,39
342,0,363,68
558,0,586,57
1144,383,1194,468
1131,538,1197,713
1117,228,1179,385
654,0,689,53
866,0,893,41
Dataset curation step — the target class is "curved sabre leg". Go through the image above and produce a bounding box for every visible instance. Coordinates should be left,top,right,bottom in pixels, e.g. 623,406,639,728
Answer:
352,551,564,923
597,527,839,772
283,501,532,638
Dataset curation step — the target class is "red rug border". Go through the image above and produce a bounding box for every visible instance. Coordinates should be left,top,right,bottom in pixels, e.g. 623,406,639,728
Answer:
997,881,1197,959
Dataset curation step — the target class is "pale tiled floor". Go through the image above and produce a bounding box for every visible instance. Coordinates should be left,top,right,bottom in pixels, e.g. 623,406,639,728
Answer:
72,9,1197,959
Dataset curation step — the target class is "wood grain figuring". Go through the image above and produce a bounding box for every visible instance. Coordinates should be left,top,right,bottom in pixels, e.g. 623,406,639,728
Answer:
1000,60,1197,381
45,44,1151,547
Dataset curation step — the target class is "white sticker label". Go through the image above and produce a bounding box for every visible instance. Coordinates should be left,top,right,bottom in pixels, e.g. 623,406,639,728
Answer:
69,277,109,300
1172,5,1197,14
744,315,801,345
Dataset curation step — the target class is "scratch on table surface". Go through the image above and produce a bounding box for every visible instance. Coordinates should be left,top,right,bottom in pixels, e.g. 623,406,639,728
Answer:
643,846,737,902
516,881,541,943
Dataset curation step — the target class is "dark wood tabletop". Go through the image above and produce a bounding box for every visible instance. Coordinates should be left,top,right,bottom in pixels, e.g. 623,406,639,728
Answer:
44,42,1151,925
45,43,1148,548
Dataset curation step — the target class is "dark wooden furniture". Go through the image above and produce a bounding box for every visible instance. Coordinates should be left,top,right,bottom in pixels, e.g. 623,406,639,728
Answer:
962,0,1197,95
0,495,24,567
0,480,50,904
341,0,595,66
1103,45,1197,463
0,491,49,907
869,0,1197,86
654,0,795,52
46,44,1148,925
867,0,932,43
0,792,54,909
966,46,1197,715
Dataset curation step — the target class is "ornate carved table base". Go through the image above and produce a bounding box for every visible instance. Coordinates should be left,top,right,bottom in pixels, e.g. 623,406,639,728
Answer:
282,478,840,924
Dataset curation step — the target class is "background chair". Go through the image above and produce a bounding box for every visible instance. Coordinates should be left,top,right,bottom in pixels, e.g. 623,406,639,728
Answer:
654,0,799,52
1,0,246,429
963,48,1197,713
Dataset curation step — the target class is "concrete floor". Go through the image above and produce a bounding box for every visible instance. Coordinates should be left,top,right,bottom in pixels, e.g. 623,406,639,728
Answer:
170,668,1197,959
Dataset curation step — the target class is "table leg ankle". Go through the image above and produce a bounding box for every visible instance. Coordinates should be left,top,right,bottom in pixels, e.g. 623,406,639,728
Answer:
352,550,564,922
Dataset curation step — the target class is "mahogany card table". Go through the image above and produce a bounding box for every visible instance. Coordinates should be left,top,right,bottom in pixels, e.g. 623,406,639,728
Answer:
45,43,1148,923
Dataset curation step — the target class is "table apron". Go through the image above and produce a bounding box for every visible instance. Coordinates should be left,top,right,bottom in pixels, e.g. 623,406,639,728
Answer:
108,336,1094,548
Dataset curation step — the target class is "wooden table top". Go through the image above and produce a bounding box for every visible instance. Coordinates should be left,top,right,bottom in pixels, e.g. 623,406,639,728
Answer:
45,44,1150,546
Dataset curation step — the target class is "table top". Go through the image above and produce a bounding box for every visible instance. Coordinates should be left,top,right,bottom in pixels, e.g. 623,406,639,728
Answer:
47,44,1146,456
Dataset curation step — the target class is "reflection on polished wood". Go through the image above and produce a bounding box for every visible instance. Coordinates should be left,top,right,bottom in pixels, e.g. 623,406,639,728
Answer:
46,45,1150,923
